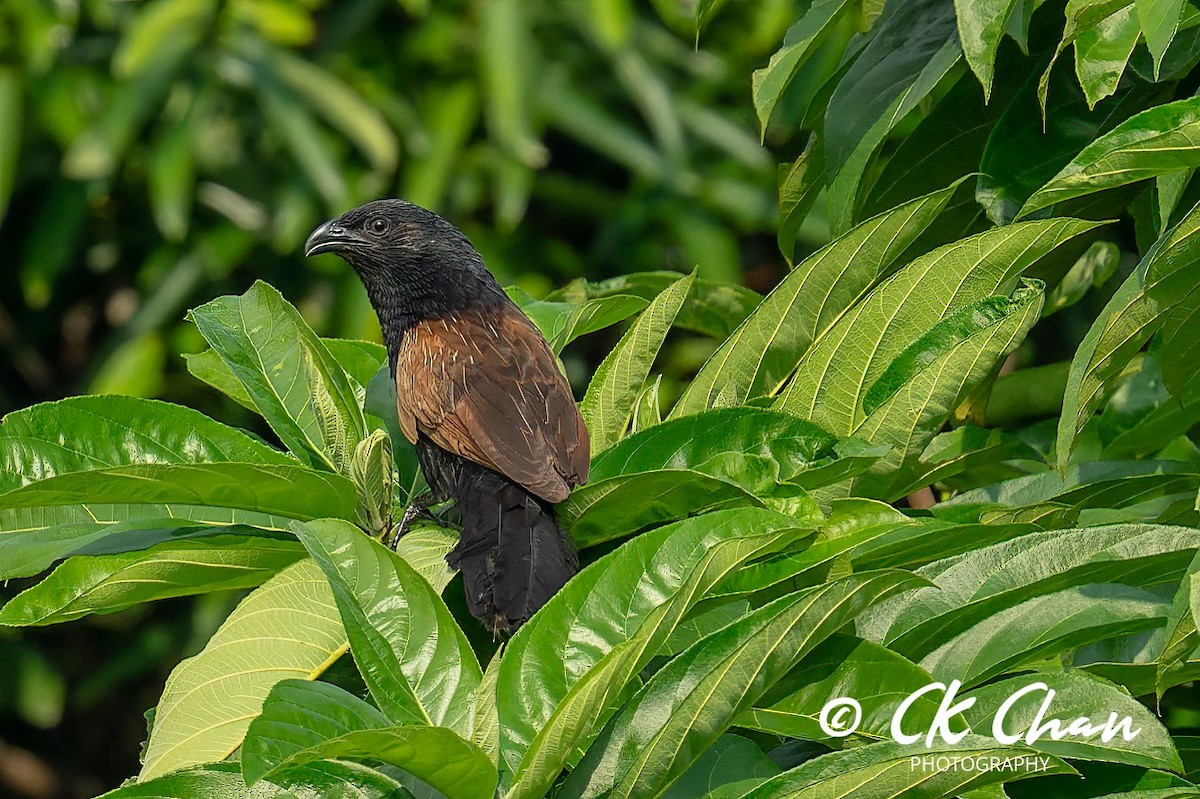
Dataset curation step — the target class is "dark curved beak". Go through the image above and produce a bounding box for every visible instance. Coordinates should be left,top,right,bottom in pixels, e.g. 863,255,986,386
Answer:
304,220,363,257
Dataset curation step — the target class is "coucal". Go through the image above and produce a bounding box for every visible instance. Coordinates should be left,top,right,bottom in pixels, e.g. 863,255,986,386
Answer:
305,199,589,633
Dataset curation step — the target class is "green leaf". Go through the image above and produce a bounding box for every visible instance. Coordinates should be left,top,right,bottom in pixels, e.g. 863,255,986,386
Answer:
260,726,496,799
0,67,22,225
499,508,811,799
1075,5,1141,108
735,738,1071,799
291,519,480,734
391,522,457,595
0,395,295,494
1136,0,1186,78
590,407,837,489
630,375,663,434
62,42,188,180
662,735,780,799
473,649,502,766
189,282,368,471
965,671,1182,771
863,523,1200,659
956,0,1021,98
674,184,958,417
510,290,649,353
148,103,195,242
545,272,760,341
892,425,1044,497
242,679,389,784
737,635,940,744
257,79,346,208
776,136,825,262
1021,97,1200,218
242,680,499,799
481,0,546,168
140,559,348,779
349,429,395,535
1156,553,1200,695
862,69,1005,216
112,0,212,78
0,534,304,626
978,67,1154,224
0,462,358,520
266,760,410,799
563,469,809,548
557,571,928,799
98,763,247,799
1058,201,1200,464
823,0,961,232
581,273,693,453
775,219,1099,435
852,282,1046,499
751,0,851,136
268,50,398,173
919,584,1169,686
184,349,258,411
188,338,384,415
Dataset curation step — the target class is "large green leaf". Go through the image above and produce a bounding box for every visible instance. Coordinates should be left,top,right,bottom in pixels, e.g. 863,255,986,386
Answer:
186,338,384,414
852,281,1045,499
189,281,368,471
978,68,1156,224
751,0,851,135
737,635,940,744
1075,5,1140,108
0,462,357,519
242,679,389,784
544,272,760,341
499,508,812,799
822,0,961,232
673,184,958,417
100,763,249,799
561,470,767,548
1058,201,1200,463
964,671,1182,771
590,407,836,489
0,395,294,493
140,559,348,779
664,735,780,799
266,761,412,799
259,726,496,799
1021,97,1200,218
956,0,1021,98
557,571,930,799
581,272,693,453
291,519,480,734
1137,0,1186,78
919,584,1169,686
775,219,1099,434
862,524,1200,658
0,534,304,626
0,513,295,582
0,67,20,225
733,738,1070,799
242,680,496,799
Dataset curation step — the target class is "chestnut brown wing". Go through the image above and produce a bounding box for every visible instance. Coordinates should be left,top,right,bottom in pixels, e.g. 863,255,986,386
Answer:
394,305,589,503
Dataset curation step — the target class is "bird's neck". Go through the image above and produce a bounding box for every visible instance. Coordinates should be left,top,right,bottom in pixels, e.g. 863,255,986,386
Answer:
356,259,507,369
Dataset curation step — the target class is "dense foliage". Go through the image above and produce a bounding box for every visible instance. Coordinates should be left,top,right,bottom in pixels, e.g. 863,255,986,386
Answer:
7,0,1200,797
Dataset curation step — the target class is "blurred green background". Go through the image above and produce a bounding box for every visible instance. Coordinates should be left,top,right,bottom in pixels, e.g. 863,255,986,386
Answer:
0,1,794,796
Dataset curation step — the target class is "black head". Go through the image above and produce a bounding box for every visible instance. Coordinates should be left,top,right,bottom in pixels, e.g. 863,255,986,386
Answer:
305,199,507,345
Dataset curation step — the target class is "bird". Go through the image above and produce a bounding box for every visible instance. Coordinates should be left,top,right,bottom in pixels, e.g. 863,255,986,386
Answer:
304,198,589,634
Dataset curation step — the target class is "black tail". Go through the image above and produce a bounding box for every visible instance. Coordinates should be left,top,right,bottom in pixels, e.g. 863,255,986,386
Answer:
445,469,577,634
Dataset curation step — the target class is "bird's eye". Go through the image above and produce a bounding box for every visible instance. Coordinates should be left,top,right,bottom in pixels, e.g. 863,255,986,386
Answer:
367,217,389,235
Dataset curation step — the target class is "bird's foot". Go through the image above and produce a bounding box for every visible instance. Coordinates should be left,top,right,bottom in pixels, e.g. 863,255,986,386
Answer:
387,493,437,551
